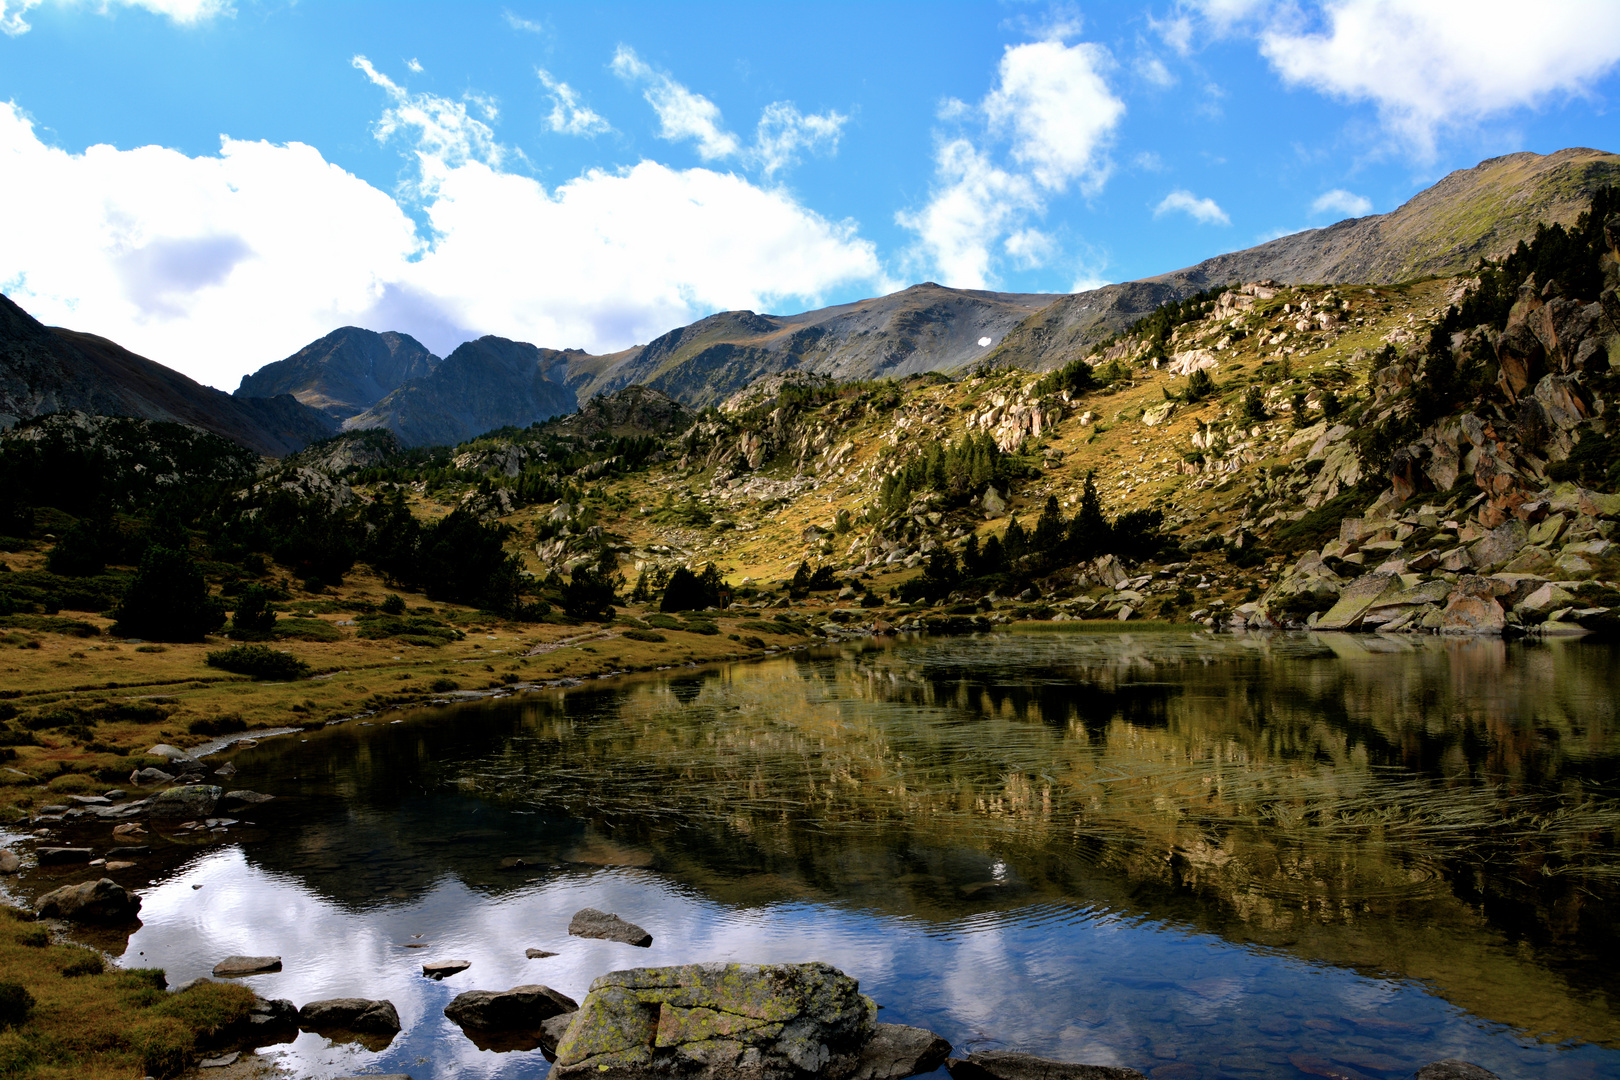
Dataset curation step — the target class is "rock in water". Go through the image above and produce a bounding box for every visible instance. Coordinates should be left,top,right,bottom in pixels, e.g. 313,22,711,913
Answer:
946,1052,1147,1080
1414,1064,1501,1080
35,878,142,922
298,997,401,1036
445,984,578,1051
0,850,18,874
568,907,653,947
149,785,223,821
526,948,558,959
36,848,92,865
422,959,472,980
213,956,282,977
848,1024,954,1080
553,961,880,1080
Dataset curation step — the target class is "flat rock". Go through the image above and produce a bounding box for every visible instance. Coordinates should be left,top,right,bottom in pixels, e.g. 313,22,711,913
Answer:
1414,1063,1501,1080
213,955,282,977
554,961,874,1080
526,948,559,959
847,1024,953,1080
199,1051,241,1067
36,878,141,923
1315,573,1402,631
446,984,578,1051
150,785,223,821
568,907,652,947
222,790,276,809
423,959,471,980
130,767,175,785
298,997,401,1036
36,847,93,866
947,1052,1147,1080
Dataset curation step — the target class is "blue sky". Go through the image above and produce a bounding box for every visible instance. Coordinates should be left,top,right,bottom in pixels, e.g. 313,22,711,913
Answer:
1,0,1618,389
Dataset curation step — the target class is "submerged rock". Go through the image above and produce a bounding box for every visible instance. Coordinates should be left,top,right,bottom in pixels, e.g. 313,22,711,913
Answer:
149,785,223,821
568,907,653,947
552,961,944,1080
1413,1064,1500,1080
35,878,141,923
946,1051,1146,1080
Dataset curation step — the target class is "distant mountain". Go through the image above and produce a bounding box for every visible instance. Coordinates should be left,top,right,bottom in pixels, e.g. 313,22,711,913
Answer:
342,335,579,447
565,147,1620,402
234,326,440,421
563,283,1060,408
0,293,335,457
985,146,1620,371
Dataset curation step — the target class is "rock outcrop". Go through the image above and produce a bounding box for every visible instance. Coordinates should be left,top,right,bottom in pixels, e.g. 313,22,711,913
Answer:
35,878,141,922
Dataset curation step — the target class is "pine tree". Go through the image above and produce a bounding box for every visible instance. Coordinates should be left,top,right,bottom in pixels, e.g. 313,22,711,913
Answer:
1066,471,1111,560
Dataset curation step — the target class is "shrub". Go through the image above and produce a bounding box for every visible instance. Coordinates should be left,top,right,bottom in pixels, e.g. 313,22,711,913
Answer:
681,620,720,636
381,593,407,615
187,715,247,737
428,677,459,692
661,564,726,611
204,645,311,681
645,613,683,630
112,546,225,642
562,564,617,621
1240,386,1268,423
228,583,278,636
621,628,666,643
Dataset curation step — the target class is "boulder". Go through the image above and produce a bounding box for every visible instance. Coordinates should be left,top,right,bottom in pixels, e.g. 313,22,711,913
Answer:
0,850,18,874
569,908,653,947
445,984,578,1051
1314,573,1402,631
222,790,276,811
297,997,401,1036
946,1051,1146,1080
527,948,559,959
37,848,93,866
247,996,298,1033
553,962,882,1080
1413,1063,1500,1080
149,785,223,821
130,767,175,786
1467,520,1528,571
35,878,141,922
1441,591,1507,635
846,1024,953,1080
213,956,282,977
981,487,1007,515
1517,583,1576,615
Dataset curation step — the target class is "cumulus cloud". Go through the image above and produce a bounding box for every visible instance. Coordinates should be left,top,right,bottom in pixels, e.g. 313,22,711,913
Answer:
1310,187,1372,217
0,63,882,390
537,69,611,137
899,35,1125,289
1,0,229,34
611,45,742,161
1154,189,1231,225
1261,0,1620,153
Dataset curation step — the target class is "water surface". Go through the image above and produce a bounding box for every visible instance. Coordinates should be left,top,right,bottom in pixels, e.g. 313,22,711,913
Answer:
109,631,1620,1079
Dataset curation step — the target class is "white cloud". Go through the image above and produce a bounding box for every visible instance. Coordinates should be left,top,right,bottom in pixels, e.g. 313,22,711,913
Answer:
611,45,742,161
900,35,1125,289
755,101,846,176
536,69,611,137
502,8,546,34
1003,227,1056,269
1154,189,1231,225
1164,0,1620,155
1,0,230,34
405,57,423,74
0,66,882,390
354,56,505,174
1310,187,1372,217
1134,55,1176,88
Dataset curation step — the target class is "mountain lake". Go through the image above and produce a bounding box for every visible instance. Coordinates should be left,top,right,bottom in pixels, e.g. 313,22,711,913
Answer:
8,629,1620,1080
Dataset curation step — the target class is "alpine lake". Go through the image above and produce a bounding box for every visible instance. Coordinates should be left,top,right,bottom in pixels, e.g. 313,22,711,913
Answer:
12,629,1620,1080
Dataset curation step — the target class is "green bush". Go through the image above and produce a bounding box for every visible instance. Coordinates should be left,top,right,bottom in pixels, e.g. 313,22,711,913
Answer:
428,677,459,692
187,715,247,737
112,546,225,642
381,593,407,615
0,983,34,1030
204,645,311,681
621,628,666,643
228,583,278,635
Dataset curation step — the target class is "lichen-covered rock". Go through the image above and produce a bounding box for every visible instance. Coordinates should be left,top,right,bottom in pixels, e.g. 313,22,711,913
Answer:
553,962,880,1080
946,1051,1146,1080
1314,572,1402,631
35,878,141,922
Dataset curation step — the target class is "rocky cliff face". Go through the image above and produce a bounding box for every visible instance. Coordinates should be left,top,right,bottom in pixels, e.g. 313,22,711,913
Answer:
0,292,336,457
343,335,579,447
235,326,439,420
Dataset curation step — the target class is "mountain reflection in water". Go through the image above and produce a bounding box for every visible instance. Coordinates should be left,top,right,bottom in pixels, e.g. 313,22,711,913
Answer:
124,631,1620,1080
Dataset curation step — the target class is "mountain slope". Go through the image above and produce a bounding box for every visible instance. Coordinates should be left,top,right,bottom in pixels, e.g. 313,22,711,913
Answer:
345,335,579,447
235,326,439,420
563,283,1061,407
986,146,1620,372
0,293,336,457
